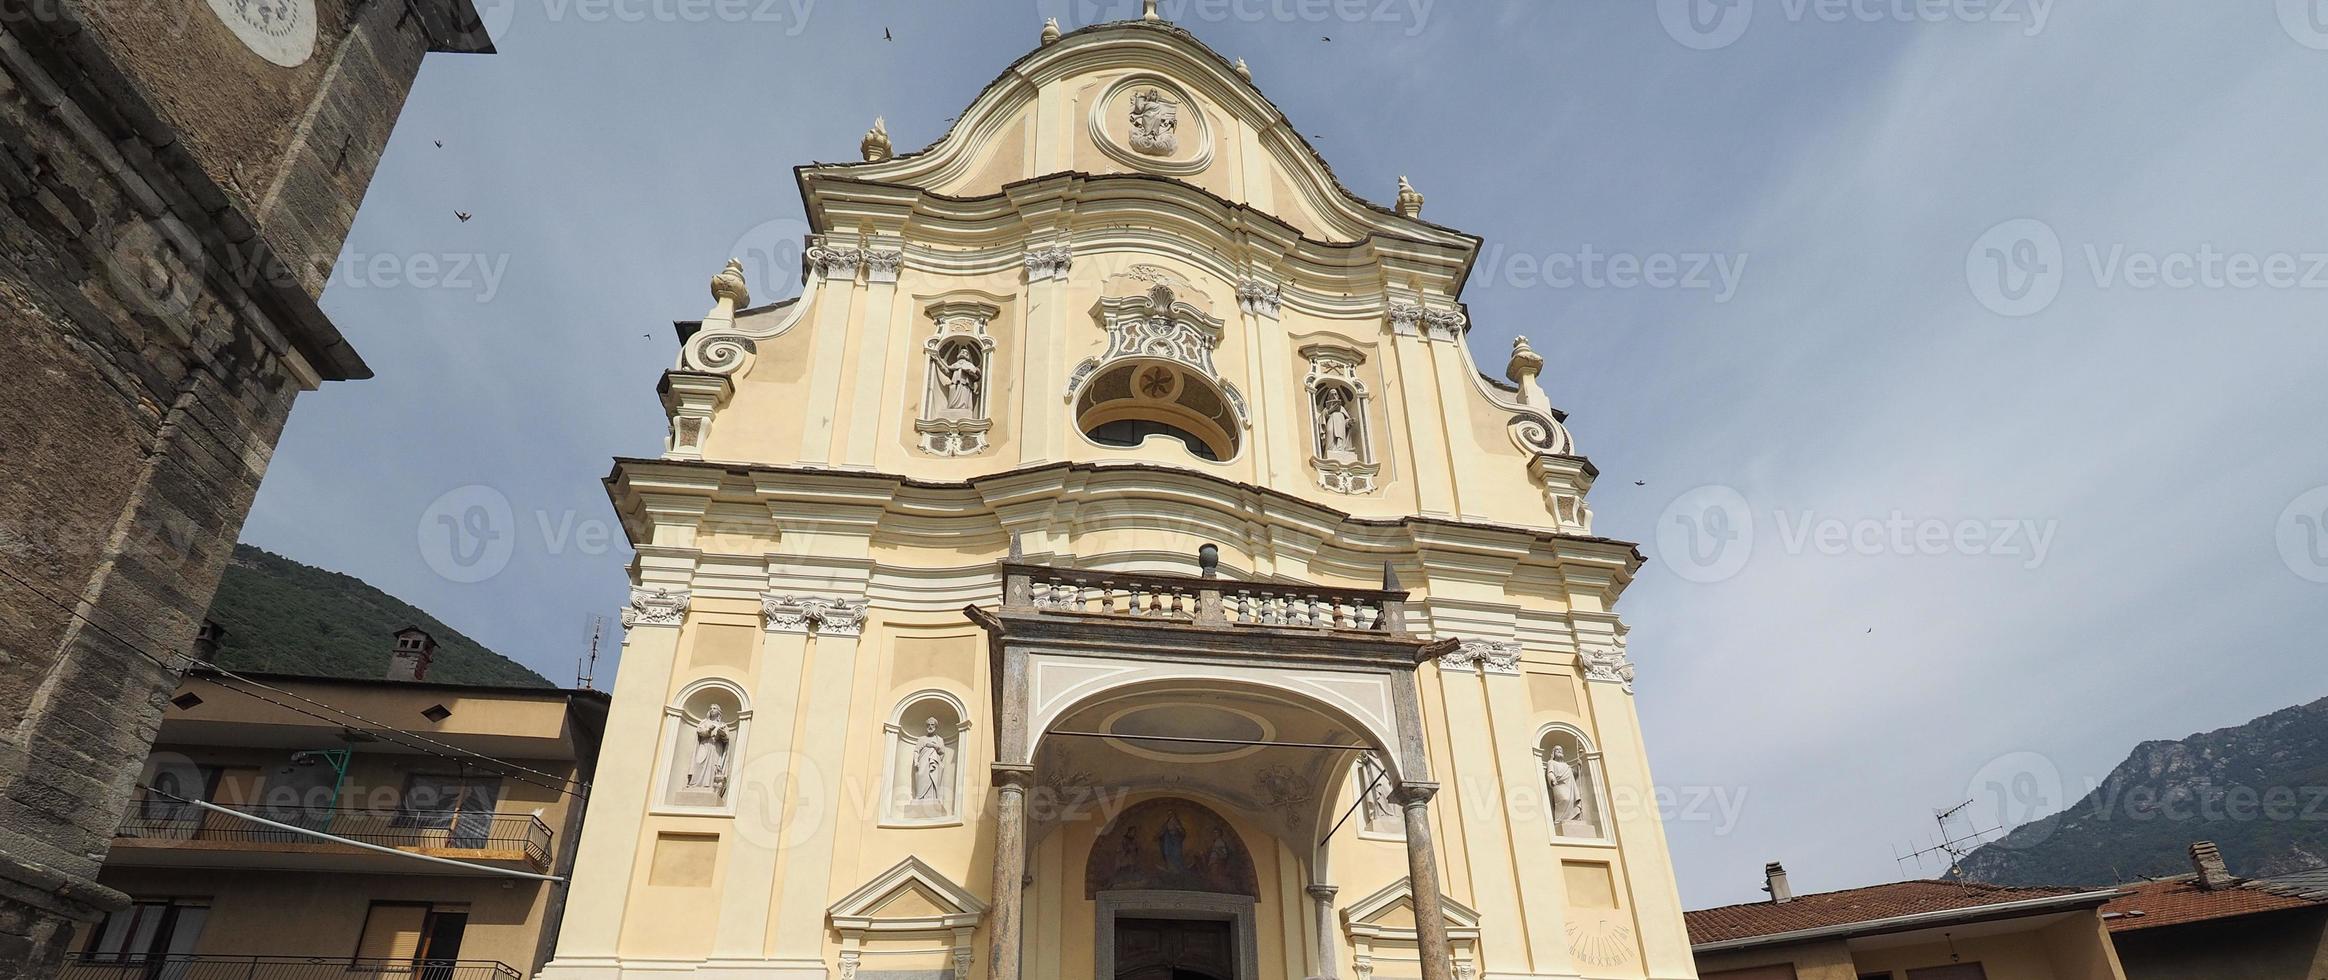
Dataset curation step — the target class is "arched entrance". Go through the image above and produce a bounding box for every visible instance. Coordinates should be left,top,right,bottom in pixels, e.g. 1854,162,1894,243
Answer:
971,559,1459,980
1086,799,1261,980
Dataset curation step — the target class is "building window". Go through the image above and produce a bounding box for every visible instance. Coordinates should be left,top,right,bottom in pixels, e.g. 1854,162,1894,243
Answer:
1075,362,1239,461
83,900,208,962
393,775,504,849
356,902,471,969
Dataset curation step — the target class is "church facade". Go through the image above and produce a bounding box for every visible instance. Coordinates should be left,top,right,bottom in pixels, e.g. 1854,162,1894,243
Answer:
544,13,1692,980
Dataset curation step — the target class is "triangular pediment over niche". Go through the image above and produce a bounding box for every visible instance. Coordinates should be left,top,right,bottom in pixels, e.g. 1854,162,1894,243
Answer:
1342,877,1481,943
828,856,987,932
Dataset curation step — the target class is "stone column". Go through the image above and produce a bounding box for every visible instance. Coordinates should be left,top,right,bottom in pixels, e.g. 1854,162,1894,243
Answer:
987,763,1035,980
1397,782,1455,980
1306,883,1340,979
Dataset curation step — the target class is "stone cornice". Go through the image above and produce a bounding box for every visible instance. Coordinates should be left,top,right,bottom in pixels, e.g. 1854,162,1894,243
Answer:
605,457,1643,590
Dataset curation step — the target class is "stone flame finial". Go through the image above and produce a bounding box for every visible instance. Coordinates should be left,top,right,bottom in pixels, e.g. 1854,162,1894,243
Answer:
1143,0,1160,21
1234,57,1251,80
1508,335,1549,409
861,117,892,162
710,259,750,308
1507,335,1542,382
1395,175,1424,218
1041,17,1060,44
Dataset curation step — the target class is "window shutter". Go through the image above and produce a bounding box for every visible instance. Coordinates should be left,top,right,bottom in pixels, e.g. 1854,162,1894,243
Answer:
355,905,428,963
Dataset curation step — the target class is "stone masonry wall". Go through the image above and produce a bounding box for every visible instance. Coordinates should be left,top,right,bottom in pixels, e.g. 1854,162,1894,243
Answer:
0,0,474,970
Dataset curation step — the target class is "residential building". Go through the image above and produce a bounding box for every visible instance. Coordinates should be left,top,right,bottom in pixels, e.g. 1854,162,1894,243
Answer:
1689,864,2126,980
538,9,1690,980
2101,841,2328,980
0,0,491,971
60,632,605,980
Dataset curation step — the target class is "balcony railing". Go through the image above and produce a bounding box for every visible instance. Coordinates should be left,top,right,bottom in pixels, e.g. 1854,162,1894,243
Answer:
61,956,521,980
1002,561,1408,634
115,804,553,869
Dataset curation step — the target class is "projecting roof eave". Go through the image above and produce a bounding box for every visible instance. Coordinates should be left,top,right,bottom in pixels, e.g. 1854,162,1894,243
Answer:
1690,889,2126,955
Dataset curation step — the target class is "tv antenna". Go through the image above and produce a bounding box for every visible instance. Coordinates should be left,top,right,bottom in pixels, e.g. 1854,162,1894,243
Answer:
1891,799,2003,880
577,616,603,690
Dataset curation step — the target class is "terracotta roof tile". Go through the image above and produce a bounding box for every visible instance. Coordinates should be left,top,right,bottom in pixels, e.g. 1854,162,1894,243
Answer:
2101,875,2324,932
1686,880,2087,945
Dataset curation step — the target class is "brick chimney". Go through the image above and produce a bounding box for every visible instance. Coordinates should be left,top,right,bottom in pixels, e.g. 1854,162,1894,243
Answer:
387,627,437,681
1764,861,1794,903
2189,841,2235,890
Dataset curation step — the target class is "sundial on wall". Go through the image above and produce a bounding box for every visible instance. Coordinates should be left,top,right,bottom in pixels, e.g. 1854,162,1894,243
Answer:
207,0,317,67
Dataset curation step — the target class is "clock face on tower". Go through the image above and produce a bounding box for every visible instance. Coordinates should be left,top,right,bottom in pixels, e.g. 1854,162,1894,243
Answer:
206,0,317,67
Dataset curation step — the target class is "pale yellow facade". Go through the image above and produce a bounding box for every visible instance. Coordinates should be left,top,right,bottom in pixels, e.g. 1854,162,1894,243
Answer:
546,14,1690,980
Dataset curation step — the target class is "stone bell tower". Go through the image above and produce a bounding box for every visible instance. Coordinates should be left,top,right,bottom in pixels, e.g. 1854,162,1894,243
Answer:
0,0,492,972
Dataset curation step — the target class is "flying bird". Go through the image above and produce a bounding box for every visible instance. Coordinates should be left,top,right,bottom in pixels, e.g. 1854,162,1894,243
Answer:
1321,36,1332,42
883,27,892,41
433,140,443,148
454,211,472,223
1633,480,1646,487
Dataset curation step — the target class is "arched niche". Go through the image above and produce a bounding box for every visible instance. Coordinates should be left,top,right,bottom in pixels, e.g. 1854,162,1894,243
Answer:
916,300,998,457
883,690,972,826
1301,345,1379,495
658,679,750,814
1537,723,1609,842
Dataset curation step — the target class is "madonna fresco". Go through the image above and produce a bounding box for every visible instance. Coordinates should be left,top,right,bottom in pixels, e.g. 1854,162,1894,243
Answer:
1084,798,1258,898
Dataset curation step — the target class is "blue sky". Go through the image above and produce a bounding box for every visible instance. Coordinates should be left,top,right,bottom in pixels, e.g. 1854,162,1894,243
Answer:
241,0,2328,907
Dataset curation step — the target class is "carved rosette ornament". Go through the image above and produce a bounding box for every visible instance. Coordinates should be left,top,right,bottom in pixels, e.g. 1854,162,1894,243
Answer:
1301,345,1379,495
622,587,691,629
1439,637,1522,675
917,301,999,457
761,594,869,637
1023,243,1074,282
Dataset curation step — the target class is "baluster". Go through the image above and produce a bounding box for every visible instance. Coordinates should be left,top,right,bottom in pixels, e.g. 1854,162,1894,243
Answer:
1359,605,1380,631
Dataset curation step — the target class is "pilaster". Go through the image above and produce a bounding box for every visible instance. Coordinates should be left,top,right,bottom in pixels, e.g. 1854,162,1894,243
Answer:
798,240,863,464
836,242,905,468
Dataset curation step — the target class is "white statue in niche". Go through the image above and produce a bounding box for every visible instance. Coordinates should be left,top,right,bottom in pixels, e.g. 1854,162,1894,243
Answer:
939,347,981,418
685,705,733,801
1543,744,1597,838
1318,387,1359,463
1357,752,1399,834
911,718,948,802
1129,89,1179,156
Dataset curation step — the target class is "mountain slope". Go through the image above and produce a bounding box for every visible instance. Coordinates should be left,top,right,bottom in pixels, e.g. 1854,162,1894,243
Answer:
202,544,550,688
1960,696,2328,886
